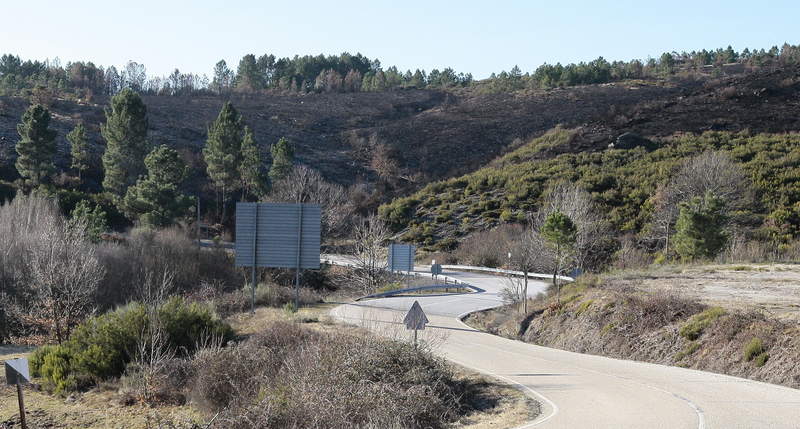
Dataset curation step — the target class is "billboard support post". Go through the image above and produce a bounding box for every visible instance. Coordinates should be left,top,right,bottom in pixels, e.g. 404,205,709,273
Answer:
294,204,303,310
251,205,258,314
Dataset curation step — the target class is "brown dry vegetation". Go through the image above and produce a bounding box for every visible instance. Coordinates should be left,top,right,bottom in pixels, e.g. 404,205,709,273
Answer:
1,304,537,429
466,268,800,389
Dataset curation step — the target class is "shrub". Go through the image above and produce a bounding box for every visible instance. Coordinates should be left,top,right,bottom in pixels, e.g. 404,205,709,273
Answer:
192,322,318,412
30,345,78,394
283,301,298,314
744,337,765,362
576,299,594,315
95,227,242,309
203,325,466,429
675,341,700,361
679,307,726,340
30,298,233,392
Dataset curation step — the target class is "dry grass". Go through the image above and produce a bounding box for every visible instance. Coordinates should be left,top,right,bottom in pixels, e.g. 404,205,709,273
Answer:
604,263,800,321
2,301,533,428
0,375,203,429
466,265,800,390
451,369,540,429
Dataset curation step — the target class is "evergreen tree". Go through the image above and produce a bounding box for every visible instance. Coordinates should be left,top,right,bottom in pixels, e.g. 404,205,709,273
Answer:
203,102,243,218
541,210,577,303
123,145,193,227
211,60,233,94
269,137,294,184
101,88,149,202
235,54,264,91
67,123,90,179
673,192,728,261
239,126,265,200
70,200,108,242
15,104,57,186
410,69,426,88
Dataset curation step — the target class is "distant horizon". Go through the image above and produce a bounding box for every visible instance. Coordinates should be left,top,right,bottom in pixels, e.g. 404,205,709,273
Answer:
5,40,798,83
4,0,800,79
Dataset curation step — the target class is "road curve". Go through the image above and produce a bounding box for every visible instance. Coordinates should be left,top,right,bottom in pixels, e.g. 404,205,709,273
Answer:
330,265,800,428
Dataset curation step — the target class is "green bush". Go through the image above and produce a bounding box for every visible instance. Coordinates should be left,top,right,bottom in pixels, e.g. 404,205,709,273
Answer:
30,298,233,393
675,341,700,361
743,337,765,362
159,297,234,354
679,307,726,340
31,345,77,394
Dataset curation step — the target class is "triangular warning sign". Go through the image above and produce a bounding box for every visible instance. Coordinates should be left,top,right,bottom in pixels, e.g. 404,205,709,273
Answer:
4,358,30,385
403,300,429,330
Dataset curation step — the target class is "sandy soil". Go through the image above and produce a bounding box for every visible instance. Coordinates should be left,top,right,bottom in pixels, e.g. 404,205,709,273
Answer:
607,263,800,321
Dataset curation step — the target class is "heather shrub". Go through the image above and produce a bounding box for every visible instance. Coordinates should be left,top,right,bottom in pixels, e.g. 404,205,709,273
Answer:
196,322,466,429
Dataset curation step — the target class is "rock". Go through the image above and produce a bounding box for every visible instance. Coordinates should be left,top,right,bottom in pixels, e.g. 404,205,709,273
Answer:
608,132,654,150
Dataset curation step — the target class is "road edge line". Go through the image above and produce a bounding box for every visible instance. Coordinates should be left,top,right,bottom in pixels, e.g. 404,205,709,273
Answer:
453,309,559,427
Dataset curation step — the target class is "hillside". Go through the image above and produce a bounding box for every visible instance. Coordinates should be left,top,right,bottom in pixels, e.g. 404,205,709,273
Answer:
0,83,683,190
378,66,800,248
1,65,799,215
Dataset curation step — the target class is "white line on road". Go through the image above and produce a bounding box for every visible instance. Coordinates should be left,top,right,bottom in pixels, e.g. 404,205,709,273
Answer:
446,355,560,428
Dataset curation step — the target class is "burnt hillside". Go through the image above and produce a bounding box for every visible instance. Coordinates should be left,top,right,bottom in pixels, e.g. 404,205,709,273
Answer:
1,66,799,197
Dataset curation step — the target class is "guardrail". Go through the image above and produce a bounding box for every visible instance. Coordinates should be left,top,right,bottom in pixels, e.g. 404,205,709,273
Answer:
356,283,483,301
321,258,473,289
440,265,574,282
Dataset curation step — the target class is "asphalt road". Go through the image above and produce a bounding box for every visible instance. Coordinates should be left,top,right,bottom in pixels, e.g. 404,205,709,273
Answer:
330,265,800,428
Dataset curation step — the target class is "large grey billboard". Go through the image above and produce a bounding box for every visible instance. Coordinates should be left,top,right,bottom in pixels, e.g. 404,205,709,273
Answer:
235,202,321,269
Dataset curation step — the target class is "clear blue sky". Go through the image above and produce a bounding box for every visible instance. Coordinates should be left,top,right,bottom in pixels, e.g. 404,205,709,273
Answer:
3,0,798,79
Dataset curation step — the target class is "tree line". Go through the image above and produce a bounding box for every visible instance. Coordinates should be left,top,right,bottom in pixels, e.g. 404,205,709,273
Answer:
4,43,797,101
0,52,473,102
482,43,800,92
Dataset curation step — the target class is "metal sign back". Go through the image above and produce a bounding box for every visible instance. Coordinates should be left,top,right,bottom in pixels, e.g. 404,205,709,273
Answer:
388,243,415,272
235,202,321,269
403,301,428,331
430,263,442,276
5,358,30,385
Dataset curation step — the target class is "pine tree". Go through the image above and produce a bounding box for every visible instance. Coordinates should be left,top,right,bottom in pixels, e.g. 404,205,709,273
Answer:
15,104,57,187
70,200,108,242
541,210,577,304
101,88,149,202
269,137,294,184
239,126,265,200
123,145,193,227
203,102,243,219
211,60,233,94
67,123,90,180
673,192,728,261
235,54,264,91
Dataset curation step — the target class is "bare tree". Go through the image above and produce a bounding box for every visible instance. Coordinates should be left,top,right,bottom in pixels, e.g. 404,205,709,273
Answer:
533,182,610,272
26,215,105,343
348,215,391,294
507,225,549,314
499,276,526,313
670,151,749,206
127,269,176,403
647,151,750,254
269,165,355,238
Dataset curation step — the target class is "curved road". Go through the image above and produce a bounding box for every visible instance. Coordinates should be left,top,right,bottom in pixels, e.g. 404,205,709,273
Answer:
330,265,800,428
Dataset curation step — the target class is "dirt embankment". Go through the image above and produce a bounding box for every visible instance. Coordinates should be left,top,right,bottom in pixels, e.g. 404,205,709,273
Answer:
465,268,800,389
